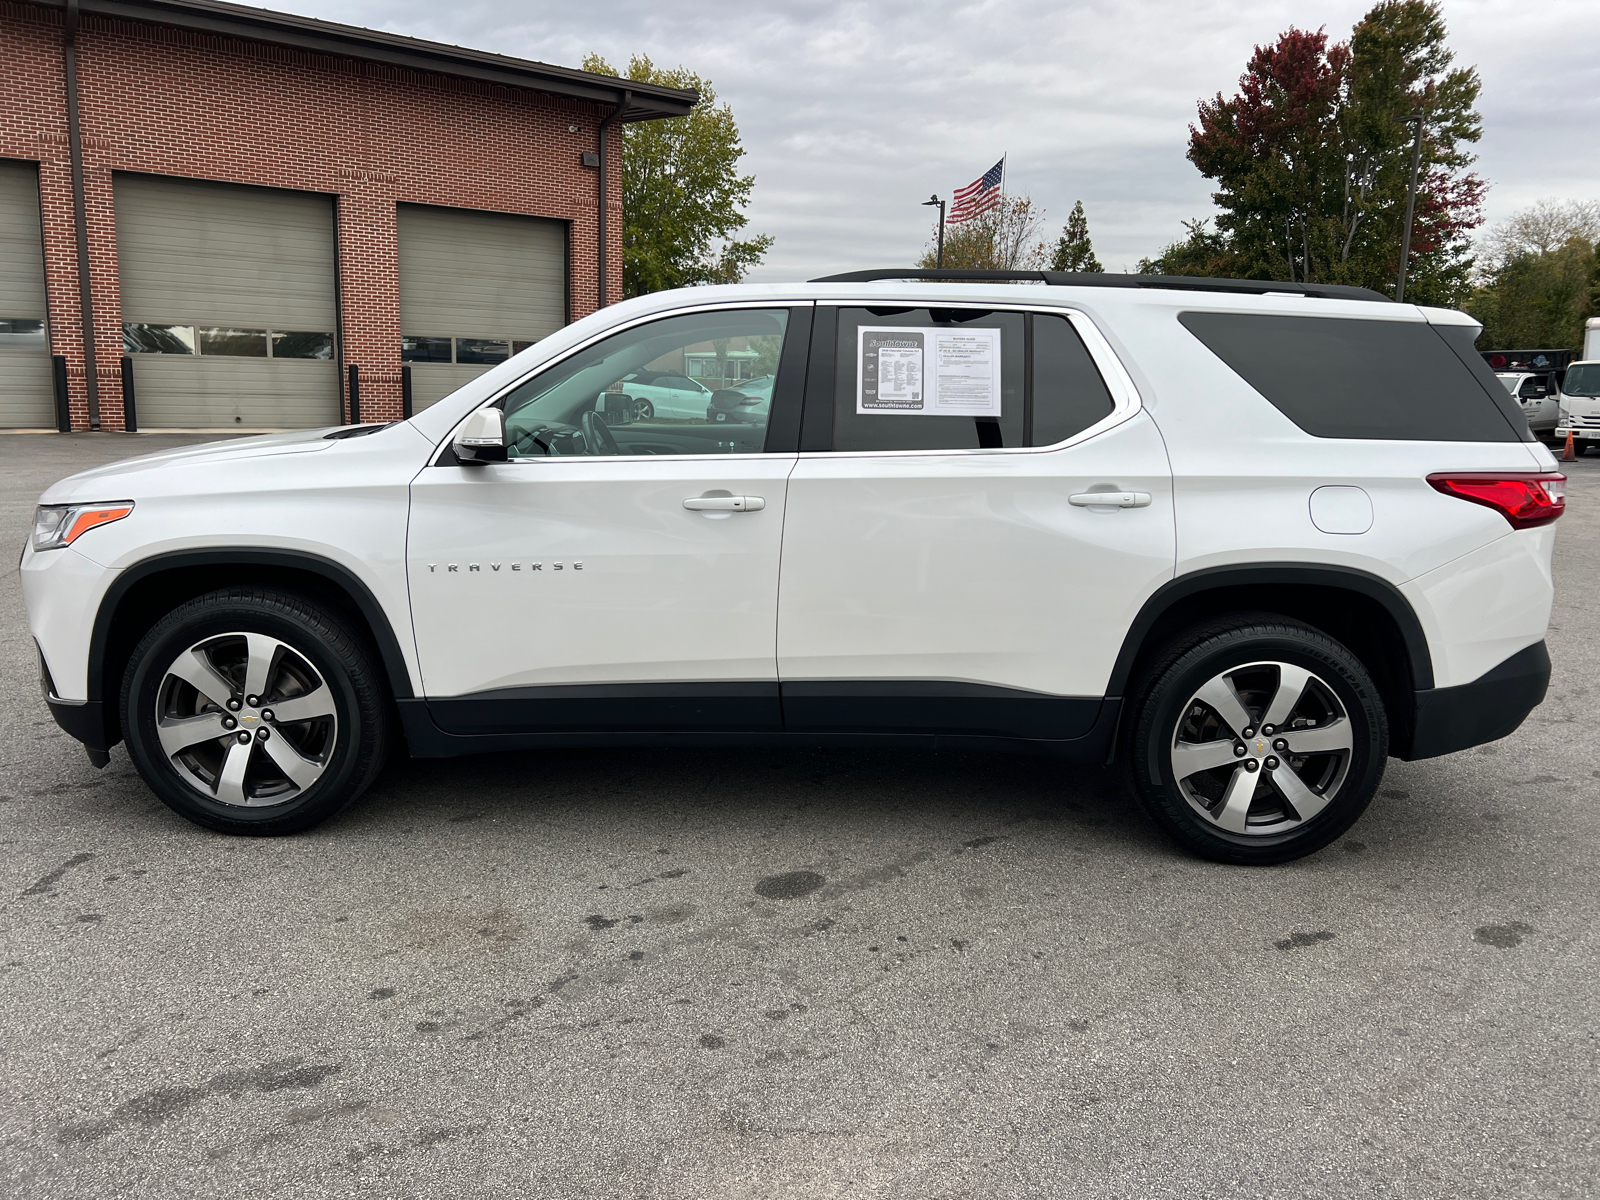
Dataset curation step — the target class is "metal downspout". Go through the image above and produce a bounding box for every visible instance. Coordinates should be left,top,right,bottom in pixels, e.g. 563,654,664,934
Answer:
597,88,630,308
62,0,102,429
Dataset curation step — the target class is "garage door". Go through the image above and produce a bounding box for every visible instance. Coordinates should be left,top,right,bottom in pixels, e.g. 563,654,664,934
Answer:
0,160,54,429
398,203,566,410
114,175,339,429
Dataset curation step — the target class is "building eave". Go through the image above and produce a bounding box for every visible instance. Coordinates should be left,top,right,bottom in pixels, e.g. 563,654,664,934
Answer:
26,0,698,120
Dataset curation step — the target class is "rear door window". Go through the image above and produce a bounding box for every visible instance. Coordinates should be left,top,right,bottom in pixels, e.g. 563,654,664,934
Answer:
1178,312,1530,442
819,307,1115,452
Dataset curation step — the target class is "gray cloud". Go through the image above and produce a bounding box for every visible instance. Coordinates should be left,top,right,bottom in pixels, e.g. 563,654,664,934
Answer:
300,0,1600,277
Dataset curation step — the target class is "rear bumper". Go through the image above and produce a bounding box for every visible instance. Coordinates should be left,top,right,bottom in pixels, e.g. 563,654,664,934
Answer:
1402,640,1549,761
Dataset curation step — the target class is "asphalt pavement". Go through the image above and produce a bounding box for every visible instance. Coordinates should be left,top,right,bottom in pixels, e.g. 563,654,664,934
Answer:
2,432,1596,1199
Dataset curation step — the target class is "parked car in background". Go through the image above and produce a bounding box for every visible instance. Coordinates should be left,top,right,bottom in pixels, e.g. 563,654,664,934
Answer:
706,373,775,424
1496,371,1559,438
605,368,713,420
1556,360,1600,455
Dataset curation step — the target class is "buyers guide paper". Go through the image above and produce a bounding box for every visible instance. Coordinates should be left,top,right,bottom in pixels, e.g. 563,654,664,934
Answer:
857,326,1001,417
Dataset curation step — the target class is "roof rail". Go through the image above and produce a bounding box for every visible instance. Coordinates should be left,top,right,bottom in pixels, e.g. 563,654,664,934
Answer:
807,269,1393,303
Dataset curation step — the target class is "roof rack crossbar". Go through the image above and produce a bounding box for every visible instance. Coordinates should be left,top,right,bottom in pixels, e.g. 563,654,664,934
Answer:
807,269,1393,304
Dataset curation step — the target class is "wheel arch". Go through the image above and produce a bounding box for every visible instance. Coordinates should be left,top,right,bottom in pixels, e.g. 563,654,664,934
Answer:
89,549,415,748
1109,564,1433,758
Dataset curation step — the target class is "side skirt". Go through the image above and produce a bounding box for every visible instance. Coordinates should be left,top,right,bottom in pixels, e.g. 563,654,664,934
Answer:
397,696,1121,763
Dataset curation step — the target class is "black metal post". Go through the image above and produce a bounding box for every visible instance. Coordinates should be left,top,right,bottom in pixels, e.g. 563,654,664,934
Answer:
120,354,136,432
1396,110,1425,303
52,354,70,433
347,363,360,424
401,364,413,419
923,195,946,268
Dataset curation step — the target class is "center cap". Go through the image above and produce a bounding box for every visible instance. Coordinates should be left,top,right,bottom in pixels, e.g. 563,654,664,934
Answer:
1253,737,1266,756
242,714,257,723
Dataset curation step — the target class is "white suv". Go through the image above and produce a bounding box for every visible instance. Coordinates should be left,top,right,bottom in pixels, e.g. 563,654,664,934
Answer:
22,271,1563,864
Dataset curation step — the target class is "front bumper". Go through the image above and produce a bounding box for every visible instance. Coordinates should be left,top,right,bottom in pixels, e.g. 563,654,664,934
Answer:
1402,640,1550,760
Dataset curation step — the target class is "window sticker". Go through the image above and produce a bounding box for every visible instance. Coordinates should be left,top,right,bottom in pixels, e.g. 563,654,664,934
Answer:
857,326,1001,416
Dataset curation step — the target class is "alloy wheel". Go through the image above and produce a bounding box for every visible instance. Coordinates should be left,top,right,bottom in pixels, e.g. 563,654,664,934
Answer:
1169,660,1354,836
155,632,337,807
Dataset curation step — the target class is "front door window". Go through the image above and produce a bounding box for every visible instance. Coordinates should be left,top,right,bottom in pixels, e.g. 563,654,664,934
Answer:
502,308,788,456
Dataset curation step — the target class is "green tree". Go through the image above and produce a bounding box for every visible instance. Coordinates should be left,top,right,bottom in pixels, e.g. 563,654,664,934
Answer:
1466,200,1600,350
1049,201,1104,272
1138,218,1247,277
917,195,1049,270
1165,1,1484,304
584,54,772,297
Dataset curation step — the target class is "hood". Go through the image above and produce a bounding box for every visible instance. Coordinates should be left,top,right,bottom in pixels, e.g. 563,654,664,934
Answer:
38,427,342,504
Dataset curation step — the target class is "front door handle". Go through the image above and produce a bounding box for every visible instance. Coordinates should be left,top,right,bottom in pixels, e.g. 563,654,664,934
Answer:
683,495,765,512
1069,491,1152,509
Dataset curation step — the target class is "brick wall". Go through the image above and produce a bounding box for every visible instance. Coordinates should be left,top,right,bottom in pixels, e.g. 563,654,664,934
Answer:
0,2,623,428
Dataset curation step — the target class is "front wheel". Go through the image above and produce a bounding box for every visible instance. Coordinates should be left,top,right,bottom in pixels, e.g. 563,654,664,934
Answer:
120,587,389,835
631,397,654,421
1129,617,1387,865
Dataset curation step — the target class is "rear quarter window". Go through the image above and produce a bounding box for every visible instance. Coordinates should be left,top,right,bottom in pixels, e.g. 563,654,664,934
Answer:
1178,311,1530,443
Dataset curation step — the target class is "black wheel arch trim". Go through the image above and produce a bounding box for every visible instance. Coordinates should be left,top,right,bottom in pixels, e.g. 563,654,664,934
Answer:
1107,563,1435,698
86,548,417,709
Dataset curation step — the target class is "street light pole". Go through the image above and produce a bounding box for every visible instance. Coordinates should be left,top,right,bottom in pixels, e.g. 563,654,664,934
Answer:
1396,110,1425,303
922,195,946,269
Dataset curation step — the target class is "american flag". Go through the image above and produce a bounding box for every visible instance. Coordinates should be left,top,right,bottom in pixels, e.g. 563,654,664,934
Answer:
947,157,1005,224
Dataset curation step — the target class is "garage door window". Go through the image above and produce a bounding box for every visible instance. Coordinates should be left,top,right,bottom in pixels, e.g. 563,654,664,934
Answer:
125,323,332,359
0,318,45,347
197,327,267,357
403,335,537,364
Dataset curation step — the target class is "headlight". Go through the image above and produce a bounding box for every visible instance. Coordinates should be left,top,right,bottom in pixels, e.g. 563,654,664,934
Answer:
31,501,134,551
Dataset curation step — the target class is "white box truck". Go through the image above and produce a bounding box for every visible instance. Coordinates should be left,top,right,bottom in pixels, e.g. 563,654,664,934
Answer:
1555,319,1600,454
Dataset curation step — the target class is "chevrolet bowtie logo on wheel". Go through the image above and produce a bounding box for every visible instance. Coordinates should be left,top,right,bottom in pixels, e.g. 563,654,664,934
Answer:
1256,738,1265,755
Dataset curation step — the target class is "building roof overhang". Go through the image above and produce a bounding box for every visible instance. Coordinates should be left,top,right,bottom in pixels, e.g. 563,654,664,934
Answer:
27,0,697,120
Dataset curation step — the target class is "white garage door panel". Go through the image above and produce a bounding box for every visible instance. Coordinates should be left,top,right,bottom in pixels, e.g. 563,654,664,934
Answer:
0,159,53,428
398,204,565,339
116,176,337,329
115,174,339,428
0,353,54,428
407,363,495,411
132,358,338,430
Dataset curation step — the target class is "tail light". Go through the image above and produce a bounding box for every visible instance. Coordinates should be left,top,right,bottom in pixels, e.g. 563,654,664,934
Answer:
1426,472,1565,529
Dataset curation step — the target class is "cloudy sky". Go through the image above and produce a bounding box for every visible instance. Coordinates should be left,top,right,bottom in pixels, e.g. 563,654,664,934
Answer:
297,0,1600,279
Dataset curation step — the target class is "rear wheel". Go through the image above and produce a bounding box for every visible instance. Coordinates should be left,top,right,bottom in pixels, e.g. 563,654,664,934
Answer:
121,587,389,835
1129,617,1387,864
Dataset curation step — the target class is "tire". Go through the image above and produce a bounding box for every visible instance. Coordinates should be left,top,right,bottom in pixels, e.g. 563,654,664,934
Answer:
120,587,390,835
632,397,653,421
1128,615,1387,865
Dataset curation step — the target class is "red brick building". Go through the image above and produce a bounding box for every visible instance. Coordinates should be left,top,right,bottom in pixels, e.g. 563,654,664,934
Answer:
0,0,692,430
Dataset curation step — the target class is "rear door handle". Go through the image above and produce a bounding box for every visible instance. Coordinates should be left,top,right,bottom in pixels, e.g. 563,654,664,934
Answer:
1069,491,1151,509
683,495,765,512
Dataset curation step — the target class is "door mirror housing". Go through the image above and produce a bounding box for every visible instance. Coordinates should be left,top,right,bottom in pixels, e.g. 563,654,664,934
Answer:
454,407,507,464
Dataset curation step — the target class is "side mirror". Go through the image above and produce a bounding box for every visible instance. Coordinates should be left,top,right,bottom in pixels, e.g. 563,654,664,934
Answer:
454,407,507,464
597,392,634,426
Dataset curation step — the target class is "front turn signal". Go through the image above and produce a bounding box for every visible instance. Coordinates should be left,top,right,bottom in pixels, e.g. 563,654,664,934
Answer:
1426,473,1565,530
31,502,135,551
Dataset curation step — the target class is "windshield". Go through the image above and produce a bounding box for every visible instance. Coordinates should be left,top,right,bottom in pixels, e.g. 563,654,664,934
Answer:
1495,374,1520,393
1564,363,1600,398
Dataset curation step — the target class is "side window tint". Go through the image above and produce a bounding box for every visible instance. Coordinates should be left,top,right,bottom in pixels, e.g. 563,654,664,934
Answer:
1032,314,1114,445
1179,312,1524,443
833,308,1024,451
500,308,789,457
